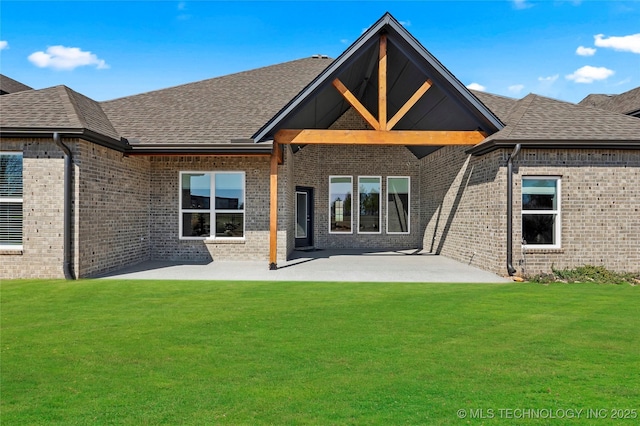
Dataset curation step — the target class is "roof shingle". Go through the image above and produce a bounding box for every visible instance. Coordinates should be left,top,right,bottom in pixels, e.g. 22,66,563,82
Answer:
578,86,640,116
0,74,32,95
482,93,640,143
101,57,333,144
0,85,120,141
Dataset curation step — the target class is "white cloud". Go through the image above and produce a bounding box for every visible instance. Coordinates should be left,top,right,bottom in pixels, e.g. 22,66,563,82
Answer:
0,41,8,50
28,45,109,70
513,0,533,10
566,65,614,83
576,46,596,56
538,74,559,83
466,82,486,91
508,84,525,94
340,39,349,45
594,33,640,54
613,77,631,86
177,1,191,19
399,20,411,27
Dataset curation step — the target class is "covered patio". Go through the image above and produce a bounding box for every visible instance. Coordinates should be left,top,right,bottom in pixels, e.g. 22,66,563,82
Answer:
98,249,510,283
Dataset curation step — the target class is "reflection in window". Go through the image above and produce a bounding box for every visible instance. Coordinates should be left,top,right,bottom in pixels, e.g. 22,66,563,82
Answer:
358,176,381,234
180,172,245,239
522,177,560,248
0,153,23,249
387,177,409,234
330,176,352,233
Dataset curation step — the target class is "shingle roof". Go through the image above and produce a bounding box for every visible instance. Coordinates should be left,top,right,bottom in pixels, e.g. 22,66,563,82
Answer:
0,85,120,141
578,86,640,116
0,74,32,95
101,57,333,145
471,90,518,123
469,93,640,154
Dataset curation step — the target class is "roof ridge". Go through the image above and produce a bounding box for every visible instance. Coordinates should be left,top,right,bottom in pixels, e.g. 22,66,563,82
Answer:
56,85,85,129
500,94,536,138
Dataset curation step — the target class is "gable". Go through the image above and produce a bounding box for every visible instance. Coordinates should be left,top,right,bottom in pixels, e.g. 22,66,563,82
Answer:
253,12,503,150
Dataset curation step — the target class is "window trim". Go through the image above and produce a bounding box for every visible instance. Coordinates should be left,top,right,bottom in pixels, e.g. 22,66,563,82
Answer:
178,171,245,241
295,190,308,239
0,152,23,251
328,175,353,235
386,176,410,235
357,176,382,235
521,176,561,250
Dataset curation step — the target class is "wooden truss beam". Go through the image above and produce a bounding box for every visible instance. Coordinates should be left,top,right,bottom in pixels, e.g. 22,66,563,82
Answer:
379,33,387,130
332,78,380,130
387,79,432,130
331,34,434,133
269,142,280,270
275,129,486,146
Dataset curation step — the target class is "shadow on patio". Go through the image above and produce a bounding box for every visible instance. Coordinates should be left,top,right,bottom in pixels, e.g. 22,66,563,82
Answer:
98,249,510,283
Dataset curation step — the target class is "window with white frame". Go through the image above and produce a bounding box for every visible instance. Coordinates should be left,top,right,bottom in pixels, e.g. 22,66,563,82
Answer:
180,172,245,239
0,153,23,249
358,176,381,234
387,176,410,234
329,176,352,233
522,177,561,248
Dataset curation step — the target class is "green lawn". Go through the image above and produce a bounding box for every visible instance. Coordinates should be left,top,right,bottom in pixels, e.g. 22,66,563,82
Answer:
1,280,638,425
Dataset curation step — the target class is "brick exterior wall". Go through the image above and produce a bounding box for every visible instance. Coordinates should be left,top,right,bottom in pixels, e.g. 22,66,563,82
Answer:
1,138,152,278
512,149,640,275
75,140,151,277
420,146,640,276
147,154,288,264
292,144,422,250
290,108,422,250
420,146,506,274
3,133,637,278
1,138,67,278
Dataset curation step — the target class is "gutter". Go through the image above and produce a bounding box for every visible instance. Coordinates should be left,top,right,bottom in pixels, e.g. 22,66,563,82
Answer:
53,132,76,280
2,127,129,153
506,143,521,276
124,142,273,156
468,139,640,156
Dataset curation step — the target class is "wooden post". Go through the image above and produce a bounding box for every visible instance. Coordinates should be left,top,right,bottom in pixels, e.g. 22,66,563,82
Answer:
269,142,279,270
379,34,387,130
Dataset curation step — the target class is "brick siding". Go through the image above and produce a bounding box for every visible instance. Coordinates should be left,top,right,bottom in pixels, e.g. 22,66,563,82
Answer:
420,146,640,275
0,138,66,278
75,140,151,277
147,154,288,264
512,149,640,275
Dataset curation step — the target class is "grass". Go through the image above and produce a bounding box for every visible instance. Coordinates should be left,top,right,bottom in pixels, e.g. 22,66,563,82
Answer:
1,280,639,425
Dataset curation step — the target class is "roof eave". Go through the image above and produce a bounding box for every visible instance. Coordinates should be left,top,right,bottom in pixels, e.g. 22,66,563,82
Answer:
125,142,273,156
467,139,640,156
0,127,128,152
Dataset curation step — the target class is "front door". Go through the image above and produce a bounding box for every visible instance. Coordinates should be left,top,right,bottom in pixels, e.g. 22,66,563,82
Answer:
295,187,314,248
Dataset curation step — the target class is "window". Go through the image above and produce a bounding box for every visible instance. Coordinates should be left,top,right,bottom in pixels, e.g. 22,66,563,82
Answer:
180,172,245,239
329,176,352,233
387,176,410,234
358,176,381,234
0,153,23,250
522,177,561,248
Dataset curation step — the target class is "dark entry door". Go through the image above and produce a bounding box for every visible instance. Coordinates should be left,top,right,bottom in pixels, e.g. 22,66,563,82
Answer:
295,187,314,248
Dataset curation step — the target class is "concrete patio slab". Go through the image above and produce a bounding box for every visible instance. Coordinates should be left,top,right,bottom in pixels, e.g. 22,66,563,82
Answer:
98,249,511,283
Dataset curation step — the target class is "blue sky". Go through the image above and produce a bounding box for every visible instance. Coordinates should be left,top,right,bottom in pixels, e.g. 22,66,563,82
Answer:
1,1,639,103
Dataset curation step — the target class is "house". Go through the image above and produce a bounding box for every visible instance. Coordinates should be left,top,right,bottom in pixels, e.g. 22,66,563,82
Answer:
578,86,640,118
1,13,639,279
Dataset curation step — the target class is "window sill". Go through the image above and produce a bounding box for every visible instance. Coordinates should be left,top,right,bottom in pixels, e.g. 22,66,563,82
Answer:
522,246,564,254
0,249,23,255
204,238,246,245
